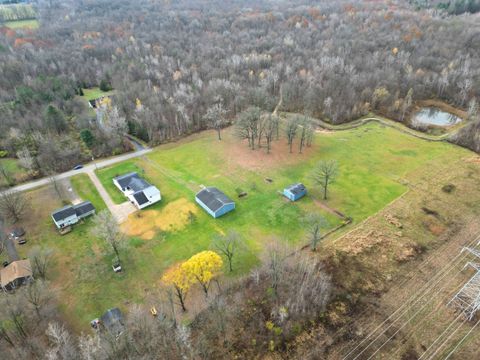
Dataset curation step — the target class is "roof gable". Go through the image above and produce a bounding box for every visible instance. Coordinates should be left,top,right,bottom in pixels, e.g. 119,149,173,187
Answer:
0,259,32,287
196,187,234,212
52,205,77,222
114,172,152,192
73,201,95,216
285,183,306,195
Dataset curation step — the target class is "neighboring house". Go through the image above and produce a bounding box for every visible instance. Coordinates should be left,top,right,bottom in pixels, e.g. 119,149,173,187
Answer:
283,183,307,201
100,308,125,337
195,187,235,218
113,172,161,209
51,201,96,229
0,259,33,291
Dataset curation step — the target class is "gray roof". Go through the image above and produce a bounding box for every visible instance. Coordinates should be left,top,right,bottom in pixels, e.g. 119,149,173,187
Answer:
73,201,95,217
114,172,150,192
52,201,96,222
52,205,77,222
196,187,234,213
285,183,306,195
133,191,149,206
100,308,124,335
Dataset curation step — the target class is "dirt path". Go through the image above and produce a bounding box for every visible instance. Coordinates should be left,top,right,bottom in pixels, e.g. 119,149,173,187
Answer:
313,199,348,219
86,170,136,223
282,112,464,142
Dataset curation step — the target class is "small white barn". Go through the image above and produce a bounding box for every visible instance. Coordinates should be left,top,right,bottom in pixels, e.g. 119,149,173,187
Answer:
113,172,161,209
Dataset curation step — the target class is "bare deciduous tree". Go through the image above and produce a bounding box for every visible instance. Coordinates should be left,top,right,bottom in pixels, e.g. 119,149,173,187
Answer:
303,213,326,251
204,103,227,140
310,160,339,200
212,230,242,272
29,246,54,280
285,117,298,153
92,210,126,264
25,280,53,320
0,190,28,223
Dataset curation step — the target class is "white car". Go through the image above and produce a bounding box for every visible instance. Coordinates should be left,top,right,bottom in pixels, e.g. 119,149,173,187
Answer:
112,263,122,273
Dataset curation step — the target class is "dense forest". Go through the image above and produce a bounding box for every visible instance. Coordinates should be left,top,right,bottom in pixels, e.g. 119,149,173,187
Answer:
0,0,479,176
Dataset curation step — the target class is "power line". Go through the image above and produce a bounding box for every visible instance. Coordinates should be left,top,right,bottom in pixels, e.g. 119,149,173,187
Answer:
443,318,480,360
343,234,480,360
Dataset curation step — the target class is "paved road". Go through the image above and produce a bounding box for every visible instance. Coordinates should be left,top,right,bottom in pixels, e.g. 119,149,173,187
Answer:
3,148,152,194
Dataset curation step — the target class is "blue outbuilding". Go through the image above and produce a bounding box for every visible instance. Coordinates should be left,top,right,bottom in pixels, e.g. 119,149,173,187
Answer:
283,183,307,201
195,187,235,218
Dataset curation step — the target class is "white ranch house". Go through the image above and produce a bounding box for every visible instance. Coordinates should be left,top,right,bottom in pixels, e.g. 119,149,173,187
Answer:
113,172,161,209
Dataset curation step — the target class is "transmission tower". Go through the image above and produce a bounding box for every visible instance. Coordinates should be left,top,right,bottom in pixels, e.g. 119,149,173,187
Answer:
448,246,480,321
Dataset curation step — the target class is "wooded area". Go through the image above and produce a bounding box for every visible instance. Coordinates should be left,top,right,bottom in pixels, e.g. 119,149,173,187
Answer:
0,0,479,179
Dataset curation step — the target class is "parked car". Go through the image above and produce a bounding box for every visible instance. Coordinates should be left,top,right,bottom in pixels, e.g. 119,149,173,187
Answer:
73,164,84,170
17,238,27,245
10,227,25,240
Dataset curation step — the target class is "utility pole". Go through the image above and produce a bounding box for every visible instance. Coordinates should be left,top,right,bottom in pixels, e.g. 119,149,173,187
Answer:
448,245,480,321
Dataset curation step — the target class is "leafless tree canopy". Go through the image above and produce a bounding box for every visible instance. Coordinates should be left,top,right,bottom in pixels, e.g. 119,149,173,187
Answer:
0,190,27,223
0,0,479,159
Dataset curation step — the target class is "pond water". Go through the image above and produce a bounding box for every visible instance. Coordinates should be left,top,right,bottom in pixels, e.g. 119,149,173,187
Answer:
412,107,462,127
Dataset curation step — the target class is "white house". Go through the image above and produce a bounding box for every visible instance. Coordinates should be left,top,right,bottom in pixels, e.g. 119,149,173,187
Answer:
51,201,96,229
113,172,161,209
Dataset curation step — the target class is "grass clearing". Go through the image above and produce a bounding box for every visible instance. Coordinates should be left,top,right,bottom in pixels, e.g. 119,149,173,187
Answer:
4,19,39,29
0,157,28,187
82,87,115,101
70,174,107,212
21,121,473,330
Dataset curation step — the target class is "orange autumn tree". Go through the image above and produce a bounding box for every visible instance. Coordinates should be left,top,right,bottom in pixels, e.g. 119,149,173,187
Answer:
182,251,223,298
161,263,193,312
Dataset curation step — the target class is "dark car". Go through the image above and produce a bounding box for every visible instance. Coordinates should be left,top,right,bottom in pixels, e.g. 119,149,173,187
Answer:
10,227,25,239
17,238,27,245
73,165,84,170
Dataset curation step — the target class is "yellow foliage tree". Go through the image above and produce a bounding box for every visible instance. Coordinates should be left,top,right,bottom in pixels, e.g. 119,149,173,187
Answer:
182,250,223,297
161,263,192,312
135,98,142,111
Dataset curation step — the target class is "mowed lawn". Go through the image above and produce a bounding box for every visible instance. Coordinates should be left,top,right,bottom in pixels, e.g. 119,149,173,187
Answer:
20,122,471,330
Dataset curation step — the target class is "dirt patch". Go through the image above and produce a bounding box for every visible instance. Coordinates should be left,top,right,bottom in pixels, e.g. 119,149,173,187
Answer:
224,136,317,171
315,129,334,135
121,198,198,239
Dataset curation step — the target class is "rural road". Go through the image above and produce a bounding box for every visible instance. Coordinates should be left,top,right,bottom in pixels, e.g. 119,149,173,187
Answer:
3,148,152,194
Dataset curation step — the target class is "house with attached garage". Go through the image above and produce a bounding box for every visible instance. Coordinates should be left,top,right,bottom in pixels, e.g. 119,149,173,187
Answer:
195,187,235,218
283,183,307,201
113,172,161,209
51,201,96,229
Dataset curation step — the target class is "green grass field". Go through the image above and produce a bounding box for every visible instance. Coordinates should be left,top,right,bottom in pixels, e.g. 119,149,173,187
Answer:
18,121,472,330
82,87,115,101
4,19,39,29
0,157,27,187
70,174,107,212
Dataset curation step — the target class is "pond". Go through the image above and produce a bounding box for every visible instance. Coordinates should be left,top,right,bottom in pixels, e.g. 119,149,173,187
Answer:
412,107,462,127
